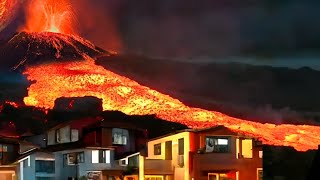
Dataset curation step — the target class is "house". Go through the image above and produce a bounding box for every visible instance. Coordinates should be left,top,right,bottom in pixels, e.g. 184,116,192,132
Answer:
140,125,262,180
16,149,55,180
0,137,20,180
45,116,148,180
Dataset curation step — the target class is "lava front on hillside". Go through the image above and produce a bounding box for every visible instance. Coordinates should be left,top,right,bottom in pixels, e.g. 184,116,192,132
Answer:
23,54,320,151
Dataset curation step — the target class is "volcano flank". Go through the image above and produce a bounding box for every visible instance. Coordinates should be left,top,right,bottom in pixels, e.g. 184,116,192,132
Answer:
1,31,320,152
0,31,108,71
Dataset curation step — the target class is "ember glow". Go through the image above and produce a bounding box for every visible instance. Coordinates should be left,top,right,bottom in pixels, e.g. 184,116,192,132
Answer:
23,55,320,151
20,0,75,34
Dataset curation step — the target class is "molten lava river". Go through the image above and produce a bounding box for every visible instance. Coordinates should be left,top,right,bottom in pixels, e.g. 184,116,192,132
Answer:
22,57,320,151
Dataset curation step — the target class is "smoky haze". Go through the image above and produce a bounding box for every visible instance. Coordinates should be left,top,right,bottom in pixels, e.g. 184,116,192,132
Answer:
73,0,123,52
2,0,320,59
118,0,320,58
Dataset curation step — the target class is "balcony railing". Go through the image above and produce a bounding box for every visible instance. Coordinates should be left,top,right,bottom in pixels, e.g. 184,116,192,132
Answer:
144,159,173,174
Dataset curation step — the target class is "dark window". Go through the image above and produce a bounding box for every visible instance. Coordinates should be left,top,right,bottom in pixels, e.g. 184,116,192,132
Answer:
63,154,67,166
205,137,230,153
35,160,55,173
55,129,60,143
77,152,84,163
258,169,263,180
154,143,161,155
128,155,139,167
178,138,184,155
99,150,105,163
36,178,55,180
66,152,85,165
165,141,172,160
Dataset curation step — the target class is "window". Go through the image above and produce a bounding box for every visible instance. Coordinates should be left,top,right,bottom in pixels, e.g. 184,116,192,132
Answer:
257,169,263,180
55,129,60,143
112,128,128,145
92,150,110,163
35,160,55,173
259,151,263,158
205,137,230,153
154,143,161,155
178,138,184,155
0,145,8,152
71,129,79,142
0,144,8,159
36,178,55,180
241,139,253,158
128,155,139,167
65,152,84,165
145,176,164,180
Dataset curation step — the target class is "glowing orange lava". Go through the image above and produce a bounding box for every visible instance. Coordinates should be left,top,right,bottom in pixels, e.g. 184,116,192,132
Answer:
23,57,320,151
20,0,75,34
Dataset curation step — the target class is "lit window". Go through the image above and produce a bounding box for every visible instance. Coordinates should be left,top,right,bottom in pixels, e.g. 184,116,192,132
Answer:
218,139,228,145
259,151,263,158
112,128,128,145
241,139,253,158
92,150,111,163
205,137,230,153
92,150,99,163
105,150,110,163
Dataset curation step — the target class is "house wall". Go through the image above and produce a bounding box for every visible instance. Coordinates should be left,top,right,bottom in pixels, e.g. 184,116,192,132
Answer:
18,152,55,180
48,125,80,146
54,148,115,179
0,143,19,165
192,128,262,180
24,134,47,148
147,132,193,180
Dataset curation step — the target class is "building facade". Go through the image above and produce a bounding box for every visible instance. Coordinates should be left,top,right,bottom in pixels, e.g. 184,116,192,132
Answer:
144,126,263,180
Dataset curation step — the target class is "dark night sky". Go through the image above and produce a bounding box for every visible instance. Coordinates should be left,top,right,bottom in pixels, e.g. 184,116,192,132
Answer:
2,0,320,69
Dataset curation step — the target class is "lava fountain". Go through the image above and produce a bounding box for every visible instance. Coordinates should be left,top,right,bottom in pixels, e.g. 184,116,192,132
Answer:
20,0,75,34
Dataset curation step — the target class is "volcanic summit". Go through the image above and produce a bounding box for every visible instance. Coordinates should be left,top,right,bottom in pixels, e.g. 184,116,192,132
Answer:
0,31,107,71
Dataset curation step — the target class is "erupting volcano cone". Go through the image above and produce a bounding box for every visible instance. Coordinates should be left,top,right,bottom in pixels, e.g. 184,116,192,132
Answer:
0,31,108,71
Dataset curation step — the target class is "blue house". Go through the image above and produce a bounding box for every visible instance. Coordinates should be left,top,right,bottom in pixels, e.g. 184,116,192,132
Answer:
44,116,148,179
16,150,55,180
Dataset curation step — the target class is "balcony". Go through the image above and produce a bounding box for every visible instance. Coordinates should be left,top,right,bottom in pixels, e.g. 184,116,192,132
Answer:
144,159,173,175
193,152,238,170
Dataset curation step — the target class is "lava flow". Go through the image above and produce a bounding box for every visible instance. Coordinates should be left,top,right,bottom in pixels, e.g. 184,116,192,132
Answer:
20,0,75,34
23,55,320,151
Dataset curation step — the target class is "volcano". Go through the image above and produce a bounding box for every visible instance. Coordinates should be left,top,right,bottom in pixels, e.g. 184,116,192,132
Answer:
0,31,108,71
1,31,320,151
